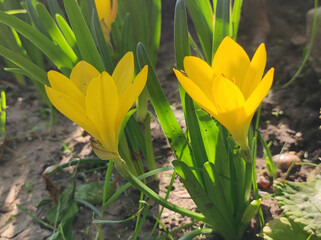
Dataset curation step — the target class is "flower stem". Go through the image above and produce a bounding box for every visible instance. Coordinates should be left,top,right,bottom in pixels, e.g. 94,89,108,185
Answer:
113,158,208,223
102,160,114,217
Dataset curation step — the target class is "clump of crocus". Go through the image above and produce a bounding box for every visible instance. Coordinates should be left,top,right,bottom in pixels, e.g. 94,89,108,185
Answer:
95,0,118,43
174,37,274,151
45,52,148,160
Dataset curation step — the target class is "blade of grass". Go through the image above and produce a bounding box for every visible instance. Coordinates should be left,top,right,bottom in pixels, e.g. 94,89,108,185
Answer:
185,0,213,63
36,3,78,64
231,0,243,40
0,45,48,85
90,8,114,74
63,0,104,71
212,0,230,56
103,166,173,208
0,11,73,69
136,43,193,166
55,14,80,57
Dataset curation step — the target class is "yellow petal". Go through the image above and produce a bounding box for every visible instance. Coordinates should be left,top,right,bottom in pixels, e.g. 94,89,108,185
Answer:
116,65,148,134
173,68,218,116
95,0,109,21
108,0,118,26
112,52,134,97
86,72,119,153
48,71,85,106
212,37,250,86
45,86,100,140
211,74,245,113
184,56,214,100
241,44,267,100
70,61,100,94
245,68,274,117
213,106,250,148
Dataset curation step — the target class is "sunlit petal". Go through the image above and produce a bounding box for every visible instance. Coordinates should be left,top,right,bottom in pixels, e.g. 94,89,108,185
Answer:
48,71,85,106
245,68,274,116
211,74,245,113
184,56,214,100
45,86,100,140
212,37,250,86
86,72,119,152
112,52,134,97
70,61,100,94
116,66,148,134
241,44,267,99
214,107,250,148
174,69,218,116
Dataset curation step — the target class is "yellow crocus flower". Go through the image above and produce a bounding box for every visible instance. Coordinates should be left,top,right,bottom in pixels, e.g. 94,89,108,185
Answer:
95,0,118,43
45,52,148,160
174,37,274,149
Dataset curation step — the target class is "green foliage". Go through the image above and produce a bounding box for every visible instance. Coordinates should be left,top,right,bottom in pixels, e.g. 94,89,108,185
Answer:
46,182,78,240
274,177,321,238
259,217,318,240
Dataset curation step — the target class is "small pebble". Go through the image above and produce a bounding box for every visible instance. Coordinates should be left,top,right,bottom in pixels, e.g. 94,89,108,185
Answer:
257,176,271,190
272,152,301,171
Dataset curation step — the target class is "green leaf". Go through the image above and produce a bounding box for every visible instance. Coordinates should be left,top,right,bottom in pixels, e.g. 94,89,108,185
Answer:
46,182,76,224
203,162,233,221
259,217,318,240
148,0,161,65
184,96,208,181
0,11,73,69
120,13,134,56
36,3,78,64
231,0,243,39
274,177,321,237
55,14,80,57
0,44,48,85
46,0,65,19
136,43,193,167
213,0,230,55
197,110,219,164
174,0,191,70
25,0,49,37
259,132,277,179
173,160,237,240
90,8,114,74
63,0,104,72
185,0,213,63
178,228,214,240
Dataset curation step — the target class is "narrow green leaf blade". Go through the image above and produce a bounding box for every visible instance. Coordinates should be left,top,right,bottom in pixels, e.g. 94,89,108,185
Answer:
231,0,243,40
90,8,114,74
64,0,104,72
136,43,193,166
0,11,73,69
174,0,190,69
55,14,80,57
0,44,48,85
213,0,230,55
25,0,49,37
185,0,213,63
36,3,78,64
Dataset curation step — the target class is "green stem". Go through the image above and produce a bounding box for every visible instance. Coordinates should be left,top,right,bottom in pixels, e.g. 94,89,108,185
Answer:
144,115,157,176
244,161,253,205
102,160,114,216
114,158,208,224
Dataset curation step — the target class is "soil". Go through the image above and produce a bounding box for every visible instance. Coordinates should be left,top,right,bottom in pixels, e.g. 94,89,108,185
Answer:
0,0,320,239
